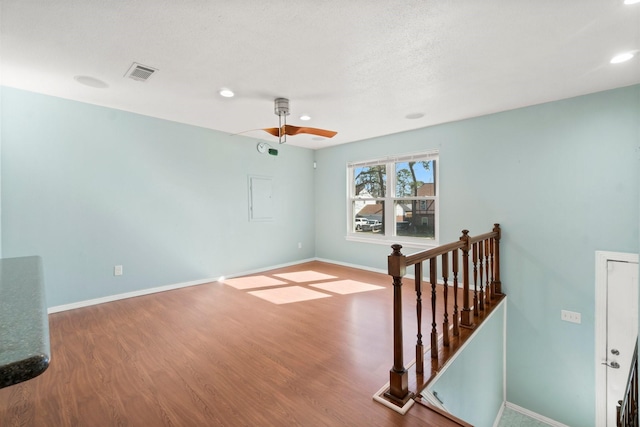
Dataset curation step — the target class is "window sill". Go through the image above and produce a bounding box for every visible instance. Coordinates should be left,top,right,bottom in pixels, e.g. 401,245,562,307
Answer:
345,234,438,250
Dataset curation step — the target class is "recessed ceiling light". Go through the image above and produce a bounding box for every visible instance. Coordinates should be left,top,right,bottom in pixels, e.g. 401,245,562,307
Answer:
74,75,108,89
300,114,311,121
405,113,425,120
219,88,234,98
610,52,636,64
624,0,640,5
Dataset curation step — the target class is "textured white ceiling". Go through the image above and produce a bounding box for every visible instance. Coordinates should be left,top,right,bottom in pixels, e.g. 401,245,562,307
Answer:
1,1,639,149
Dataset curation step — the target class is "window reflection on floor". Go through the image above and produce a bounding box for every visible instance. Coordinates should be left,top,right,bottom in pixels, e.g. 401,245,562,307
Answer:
223,270,385,304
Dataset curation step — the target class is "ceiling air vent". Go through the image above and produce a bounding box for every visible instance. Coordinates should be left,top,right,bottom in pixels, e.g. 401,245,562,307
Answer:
124,62,157,82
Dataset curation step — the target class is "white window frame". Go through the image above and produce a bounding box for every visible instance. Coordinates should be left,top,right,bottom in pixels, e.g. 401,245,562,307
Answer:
346,150,439,248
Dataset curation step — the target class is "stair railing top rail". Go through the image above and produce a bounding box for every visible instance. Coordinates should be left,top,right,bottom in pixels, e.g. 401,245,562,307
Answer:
404,240,466,267
399,224,501,268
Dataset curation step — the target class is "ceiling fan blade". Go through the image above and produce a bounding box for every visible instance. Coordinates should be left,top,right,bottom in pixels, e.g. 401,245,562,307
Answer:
262,127,281,137
283,125,337,138
261,125,338,139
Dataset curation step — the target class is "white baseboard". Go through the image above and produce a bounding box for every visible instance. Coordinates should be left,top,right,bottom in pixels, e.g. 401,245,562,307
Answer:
315,256,422,281
47,256,450,315
48,277,217,313
220,257,317,280
48,257,317,314
314,257,388,275
505,402,570,427
492,403,506,427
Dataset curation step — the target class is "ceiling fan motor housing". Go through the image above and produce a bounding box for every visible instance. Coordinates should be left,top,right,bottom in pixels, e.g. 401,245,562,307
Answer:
274,98,290,116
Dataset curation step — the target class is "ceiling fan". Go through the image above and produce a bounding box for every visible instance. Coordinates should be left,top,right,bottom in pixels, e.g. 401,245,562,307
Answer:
263,98,337,144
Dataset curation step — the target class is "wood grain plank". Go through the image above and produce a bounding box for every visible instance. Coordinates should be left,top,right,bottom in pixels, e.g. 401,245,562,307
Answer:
0,261,467,426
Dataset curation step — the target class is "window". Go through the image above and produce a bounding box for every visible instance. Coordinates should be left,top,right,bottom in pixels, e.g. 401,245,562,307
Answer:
347,151,438,246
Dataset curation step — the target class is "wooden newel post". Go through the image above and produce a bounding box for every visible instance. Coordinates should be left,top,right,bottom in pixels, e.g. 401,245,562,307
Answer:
460,230,474,329
385,244,410,404
492,224,503,295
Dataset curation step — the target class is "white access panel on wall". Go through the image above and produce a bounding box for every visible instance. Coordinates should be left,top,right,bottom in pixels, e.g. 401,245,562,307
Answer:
248,175,274,221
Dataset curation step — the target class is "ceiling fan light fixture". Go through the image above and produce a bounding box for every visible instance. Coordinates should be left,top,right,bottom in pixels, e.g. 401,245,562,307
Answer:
610,51,635,64
258,98,337,144
219,88,235,98
274,98,290,116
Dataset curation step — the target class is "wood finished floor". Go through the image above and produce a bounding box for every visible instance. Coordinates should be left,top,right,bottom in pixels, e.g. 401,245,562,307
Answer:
0,261,460,426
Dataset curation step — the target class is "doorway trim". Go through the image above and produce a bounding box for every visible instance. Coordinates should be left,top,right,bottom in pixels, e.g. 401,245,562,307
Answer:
594,250,639,426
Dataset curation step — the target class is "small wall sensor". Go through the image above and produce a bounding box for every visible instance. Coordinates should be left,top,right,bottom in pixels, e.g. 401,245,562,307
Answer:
257,142,278,156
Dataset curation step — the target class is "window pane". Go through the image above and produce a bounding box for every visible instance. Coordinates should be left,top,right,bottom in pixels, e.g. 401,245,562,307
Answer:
395,160,435,197
354,165,386,198
394,200,435,239
352,201,385,234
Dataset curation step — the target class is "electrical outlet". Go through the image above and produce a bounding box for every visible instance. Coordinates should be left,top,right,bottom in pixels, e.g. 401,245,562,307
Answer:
114,265,123,276
298,242,302,249
561,309,581,324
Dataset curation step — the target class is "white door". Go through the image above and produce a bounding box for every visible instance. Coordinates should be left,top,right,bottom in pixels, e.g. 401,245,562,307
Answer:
604,259,638,426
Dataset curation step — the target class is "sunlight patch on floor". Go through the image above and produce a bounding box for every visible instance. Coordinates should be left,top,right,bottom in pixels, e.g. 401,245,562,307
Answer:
227,270,385,304
310,280,384,295
273,271,337,282
247,286,332,304
222,275,287,290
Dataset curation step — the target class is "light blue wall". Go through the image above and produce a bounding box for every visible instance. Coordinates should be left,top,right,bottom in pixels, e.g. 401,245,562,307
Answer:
0,84,3,257
426,301,505,427
1,87,316,307
315,85,640,427
2,84,638,426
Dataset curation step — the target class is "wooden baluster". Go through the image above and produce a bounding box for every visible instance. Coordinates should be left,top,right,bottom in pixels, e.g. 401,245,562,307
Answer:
452,250,460,336
430,258,438,359
415,262,424,374
442,253,450,347
460,230,474,328
385,244,409,404
478,241,485,311
472,242,479,317
493,224,503,295
485,239,493,303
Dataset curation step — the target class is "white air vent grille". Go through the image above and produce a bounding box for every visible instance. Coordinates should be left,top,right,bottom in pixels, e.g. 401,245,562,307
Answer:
124,62,157,82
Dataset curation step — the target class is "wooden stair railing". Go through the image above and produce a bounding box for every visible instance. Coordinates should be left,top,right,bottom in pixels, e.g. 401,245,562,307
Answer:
384,224,505,406
618,338,638,427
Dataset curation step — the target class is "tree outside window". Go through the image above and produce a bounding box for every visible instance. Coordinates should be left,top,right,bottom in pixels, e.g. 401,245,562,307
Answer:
348,152,438,245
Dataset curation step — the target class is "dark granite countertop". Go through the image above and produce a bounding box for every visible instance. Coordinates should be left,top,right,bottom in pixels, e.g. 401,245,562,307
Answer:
0,256,50,388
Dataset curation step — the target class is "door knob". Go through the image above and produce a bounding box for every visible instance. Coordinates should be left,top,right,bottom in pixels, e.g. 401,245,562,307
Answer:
611,349,620,356
602,361,620,369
